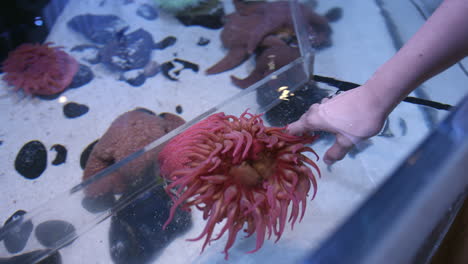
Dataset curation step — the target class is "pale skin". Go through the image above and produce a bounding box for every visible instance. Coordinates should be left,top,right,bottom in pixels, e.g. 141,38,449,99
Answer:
287,0,468,165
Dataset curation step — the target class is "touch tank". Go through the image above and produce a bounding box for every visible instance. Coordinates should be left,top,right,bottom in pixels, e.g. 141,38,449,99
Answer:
0,0,466,263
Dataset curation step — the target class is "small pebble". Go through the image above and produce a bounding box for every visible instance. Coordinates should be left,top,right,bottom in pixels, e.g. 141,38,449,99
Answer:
136,4,158,20
175,105,183,114
161,61,177,81
50,144,67,165
15,141,47,179
120,69,146,87
68,64,95,89
197,37,210,46
2,210,33,253
80,140,99,169
63,102,89,119
35,220,77,248
153,36,176,50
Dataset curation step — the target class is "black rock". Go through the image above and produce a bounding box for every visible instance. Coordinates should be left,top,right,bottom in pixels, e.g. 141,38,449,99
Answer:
71,45,101,64
135,108,156,115
173,58,199,74
259,82,329,127
0,140,3,146
81,193,116,213
67,14,129,44
0,249,62,264
100,28,154,71
175,105,183,114
63,102,89,119
160,61,177,81
197,37,210,46
68,64,94,89
325,7,343,22
2,210,33,254
80,140,99,170
35,220,77,248
176,7,224,29
50,144,67,166
136,4,158,21
120,69,146,87
15,141,47,179
109,186,192,264
153,36,176,50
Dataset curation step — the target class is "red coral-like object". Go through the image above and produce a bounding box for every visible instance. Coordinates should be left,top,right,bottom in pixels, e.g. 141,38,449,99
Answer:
2,42,78,95
158,110,320,259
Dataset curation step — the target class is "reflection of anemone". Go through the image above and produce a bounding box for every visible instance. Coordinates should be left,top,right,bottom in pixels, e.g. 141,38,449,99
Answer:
158,110,320,259
2,42,78,96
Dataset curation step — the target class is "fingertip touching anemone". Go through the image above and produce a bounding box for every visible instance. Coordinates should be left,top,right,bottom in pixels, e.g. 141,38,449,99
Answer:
158,109,321,259
2,42,78,96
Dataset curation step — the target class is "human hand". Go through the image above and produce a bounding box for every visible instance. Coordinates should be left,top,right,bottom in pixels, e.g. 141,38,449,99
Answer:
287,86,386,165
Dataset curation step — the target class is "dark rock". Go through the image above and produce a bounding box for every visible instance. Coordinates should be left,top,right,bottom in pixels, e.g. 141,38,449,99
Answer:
196,37,210,46
68,64,94,89
0,249,62,264
175,105,183,114
100,28,154,71
173,58,199,74
136,4,158,21
2,210,33,254
120,69,146,87
160,61,177,81
143,61,160,78
63,102,89,119
50,144,67,166
0,140,3,146
135,108,156,116
35,220,77,248
259,82,329,127
153,36,176,50
325,7,343,22
71,45,101,64
80,140,99,170
109,186,192,264
81,193,116,213
176,7,224,29
67,14,129,44
15,141,47,179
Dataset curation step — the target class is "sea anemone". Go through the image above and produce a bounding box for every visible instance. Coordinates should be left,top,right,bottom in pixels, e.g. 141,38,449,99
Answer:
2,42,79,96
158,110,320,259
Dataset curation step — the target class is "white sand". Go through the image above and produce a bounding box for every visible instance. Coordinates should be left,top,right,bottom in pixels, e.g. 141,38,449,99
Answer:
0,0,466,263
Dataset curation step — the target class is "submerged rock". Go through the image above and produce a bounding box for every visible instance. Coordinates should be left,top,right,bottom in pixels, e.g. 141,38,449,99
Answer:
109,186,192,264
100,28,154,71
260,82,329,127
136,4,159,20
15,141,47,179
35,220,77,248
67,14,129,45
80,140,99,170
63,102,89,119
120,69,146,87
68,64,94,89
2,210,33,254
71,45,101,64
50,144,67,166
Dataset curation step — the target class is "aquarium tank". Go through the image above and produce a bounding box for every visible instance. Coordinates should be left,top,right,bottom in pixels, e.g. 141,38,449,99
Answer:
0,0,467,263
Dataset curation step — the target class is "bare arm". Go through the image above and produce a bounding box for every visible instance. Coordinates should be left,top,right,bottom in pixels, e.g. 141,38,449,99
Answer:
288,0,468,165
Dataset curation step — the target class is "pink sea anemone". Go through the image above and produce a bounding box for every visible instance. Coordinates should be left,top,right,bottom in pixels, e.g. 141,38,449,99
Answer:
158,110,320,259
2,42,79,95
